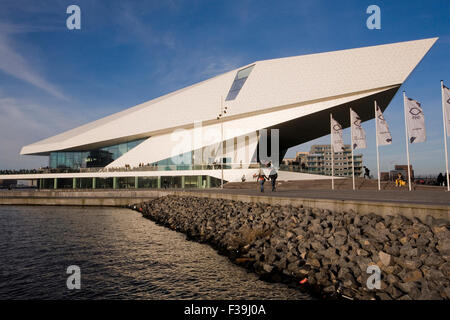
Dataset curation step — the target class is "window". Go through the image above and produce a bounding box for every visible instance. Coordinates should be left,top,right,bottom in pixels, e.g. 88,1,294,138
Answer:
48,138,146,169
225,65,254,101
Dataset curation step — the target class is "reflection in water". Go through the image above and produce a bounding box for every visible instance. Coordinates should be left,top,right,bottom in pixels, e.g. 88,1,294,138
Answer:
0,206,310,300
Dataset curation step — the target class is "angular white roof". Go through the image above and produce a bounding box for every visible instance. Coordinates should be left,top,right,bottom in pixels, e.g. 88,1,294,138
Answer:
21,38,437,155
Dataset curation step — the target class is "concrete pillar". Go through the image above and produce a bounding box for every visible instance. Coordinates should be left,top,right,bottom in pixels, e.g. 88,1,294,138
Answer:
206,176,211,188
54,178,58,189
39,178,43,189
92,177,96,189
135,176,139,189
157,176,161,189
197,175,202,189
73,178,76,189
113,177,117,189
181,176,185,189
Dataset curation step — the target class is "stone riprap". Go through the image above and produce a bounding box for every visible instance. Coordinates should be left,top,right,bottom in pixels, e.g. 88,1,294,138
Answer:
138,195,450,300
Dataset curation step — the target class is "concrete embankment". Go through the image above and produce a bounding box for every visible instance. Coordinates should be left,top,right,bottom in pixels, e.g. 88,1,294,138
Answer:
0,190,161,206
1,189,449,223
139,195,450,300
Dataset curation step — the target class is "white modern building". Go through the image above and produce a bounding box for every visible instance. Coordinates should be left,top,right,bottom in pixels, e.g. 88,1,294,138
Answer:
1,38,438,189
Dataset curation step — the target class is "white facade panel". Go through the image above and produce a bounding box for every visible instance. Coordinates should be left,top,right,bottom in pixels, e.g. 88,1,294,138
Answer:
106,86,395,167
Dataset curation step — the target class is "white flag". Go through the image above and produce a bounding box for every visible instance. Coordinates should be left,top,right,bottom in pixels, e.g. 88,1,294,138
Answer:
404,95,426,143
443,85,450,137
376,105,392,146
331,116,345,152
350,109,367,149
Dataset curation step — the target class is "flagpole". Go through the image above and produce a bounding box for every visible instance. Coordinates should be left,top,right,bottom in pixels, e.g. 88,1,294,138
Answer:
330,113,334,190
403,91,412,191
441,80,450,191
375,101,381,191
350,108,355,190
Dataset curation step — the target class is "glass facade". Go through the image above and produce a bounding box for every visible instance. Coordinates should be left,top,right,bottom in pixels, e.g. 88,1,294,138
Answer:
49,138,146,169
38,175,222,190
148,148,233,171
117,177,135,189
96,178,113,189
138,177,158,189
152,150,193,171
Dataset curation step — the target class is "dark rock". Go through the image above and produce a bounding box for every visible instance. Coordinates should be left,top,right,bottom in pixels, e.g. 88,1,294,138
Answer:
376,292,393,300
356,248,370,257
262,263,274,273
306,258,321,269
416,235,431,247
432,225,449,239
439,262,450,277
386,285,404,299
273,257,287,270
396,258,422,270
437,239,450,255
402,270,423,283
418,283,443,300
310,240,326,251
334,235,347,247
384,244,400,257
399,244,418,257
323,285,336,294
375,221,386,230
386,274,400,285
441,287,450,299
397,282,420,298
424,254,445,267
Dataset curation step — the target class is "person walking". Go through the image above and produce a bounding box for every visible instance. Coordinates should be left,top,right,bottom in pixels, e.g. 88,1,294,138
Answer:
257,170,268,192
267,162,278,192
363,166,371,179
437,173,444,186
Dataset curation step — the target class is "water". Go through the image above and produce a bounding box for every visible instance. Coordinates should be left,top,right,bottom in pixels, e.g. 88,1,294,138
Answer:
0,206,310,300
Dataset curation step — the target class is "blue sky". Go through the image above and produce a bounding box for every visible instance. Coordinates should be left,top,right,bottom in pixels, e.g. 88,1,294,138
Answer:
0,0,449,175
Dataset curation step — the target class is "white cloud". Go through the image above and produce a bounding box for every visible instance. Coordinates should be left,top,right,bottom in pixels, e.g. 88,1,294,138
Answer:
0,23,68,100
0,95,86,169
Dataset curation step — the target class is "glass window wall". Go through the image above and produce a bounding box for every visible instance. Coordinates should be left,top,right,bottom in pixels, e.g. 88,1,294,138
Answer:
49,138,145,169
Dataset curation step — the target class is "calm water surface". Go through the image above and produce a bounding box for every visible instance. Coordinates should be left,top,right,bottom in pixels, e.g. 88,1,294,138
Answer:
0,206,310,300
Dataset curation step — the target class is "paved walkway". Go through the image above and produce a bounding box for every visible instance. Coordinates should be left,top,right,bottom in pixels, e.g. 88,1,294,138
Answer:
193,188,450,206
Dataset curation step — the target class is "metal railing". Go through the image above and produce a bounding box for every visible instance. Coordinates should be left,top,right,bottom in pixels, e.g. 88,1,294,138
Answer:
1,163,363,177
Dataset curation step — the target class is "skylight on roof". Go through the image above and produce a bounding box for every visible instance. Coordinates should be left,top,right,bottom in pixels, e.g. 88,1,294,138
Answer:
225,65,254,101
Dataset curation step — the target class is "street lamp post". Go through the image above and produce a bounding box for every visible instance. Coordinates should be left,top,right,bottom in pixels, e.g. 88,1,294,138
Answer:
221,119,224,189
217,96,227,189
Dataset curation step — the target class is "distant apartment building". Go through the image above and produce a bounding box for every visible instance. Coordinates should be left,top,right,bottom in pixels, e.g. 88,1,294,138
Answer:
295,152,309,166
282,158,298,165
295,145,363,177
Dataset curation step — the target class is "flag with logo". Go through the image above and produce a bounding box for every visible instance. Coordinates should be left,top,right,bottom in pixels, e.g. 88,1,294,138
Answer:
404,95,426,143
443,84,450,137
350,109,367,149
331,116,345,152
376,105,392,145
